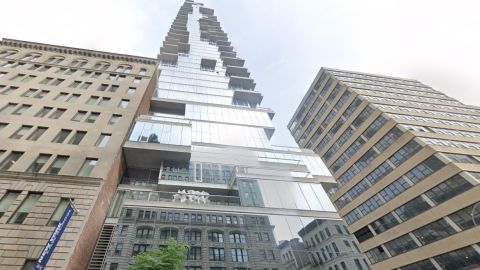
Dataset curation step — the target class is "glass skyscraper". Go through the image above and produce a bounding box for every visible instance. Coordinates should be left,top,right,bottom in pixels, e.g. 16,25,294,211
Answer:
89,1,342,269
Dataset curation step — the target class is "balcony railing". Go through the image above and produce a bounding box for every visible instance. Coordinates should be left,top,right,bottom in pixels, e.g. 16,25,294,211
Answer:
125,190,242,207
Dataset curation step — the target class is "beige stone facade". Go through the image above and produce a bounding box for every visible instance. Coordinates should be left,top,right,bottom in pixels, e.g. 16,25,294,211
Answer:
289,67,480,269
0,39,157,269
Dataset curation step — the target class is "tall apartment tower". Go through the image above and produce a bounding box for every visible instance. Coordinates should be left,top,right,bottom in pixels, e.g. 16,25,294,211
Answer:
89,1,340,270
0,39,158,269
289,67,480,270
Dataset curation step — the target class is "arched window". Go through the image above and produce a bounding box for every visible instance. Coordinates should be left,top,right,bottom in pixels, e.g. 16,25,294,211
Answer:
160,227,178,240
21,52,42,62
70,58,88,67
0,49,18,58
136,226,154,238
139,68,147,76
208,230,224,242
45,55,64,64
229,231,247,243
93,61,111,70
115,64,133,73
184,229,202,241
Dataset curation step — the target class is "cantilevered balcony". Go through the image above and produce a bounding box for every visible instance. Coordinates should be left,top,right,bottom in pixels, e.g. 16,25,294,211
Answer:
124,118,192,168
158,51,178,64
232,89,263,105
199,7,214,15
160,43,178,54
229,76,255,90
168,32,189,43
226,66,249,78
222,56,244,67
218,45,234,53
217,40,231,47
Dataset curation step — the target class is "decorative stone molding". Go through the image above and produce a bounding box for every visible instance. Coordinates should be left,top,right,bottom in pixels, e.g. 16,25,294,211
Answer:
0,38,158,65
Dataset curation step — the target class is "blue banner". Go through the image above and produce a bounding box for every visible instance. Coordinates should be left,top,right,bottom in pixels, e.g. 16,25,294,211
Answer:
34,202,75,270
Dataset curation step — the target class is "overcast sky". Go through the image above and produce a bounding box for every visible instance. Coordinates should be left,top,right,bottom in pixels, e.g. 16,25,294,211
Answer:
3,0,479,146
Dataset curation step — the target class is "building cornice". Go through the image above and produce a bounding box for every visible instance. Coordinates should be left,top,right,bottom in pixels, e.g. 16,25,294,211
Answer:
0,38,158,65
0,171,102,186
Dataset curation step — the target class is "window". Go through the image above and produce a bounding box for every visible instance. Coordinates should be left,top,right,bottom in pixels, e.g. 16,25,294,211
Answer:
132,244,149,256
230,232,246,243
0,72,6,78
0,86,18,95
134,77,141,84
86,112,100,123
49,108,66,119
115,65,132,73
70,58,88,67
231,248,248,262
0,191,20,218
413,218,456,245
77,158,98,177
92,133,111,147
86,96,99,105
69,81,81,88
21,259,37,270
425,174,472,205
66,94,80,103
435,245,480,269
98,84,108,91
22,89,37,97
21,53,41,61
109,85,119,92
354,259,364,270
72,111,87,121
52,129,71,143
185,230,201,241
45,155,68,174
10,125,32,139
80,82,92,89
98,97,110,107
139,68,147,76
45,56,64,64
209,247,225,261
208,231,224,242
187,246,201,260
0,103,18,114
0,123,7,131
0,49,18,57
35,106,53,117
34,90,49,99
384,234,418,256
8,192,42,224
51,78,64,86
335,224,344,235
108,114,121,125
118,225,129,236
0,151,24,170
40,77,52,84
12,104,31,115
160,228,178,240
93,61,110,70
109,263,118,270
394,196,431,222
68,131,87,145
127,87,136,95
136,226,154,238
47,198,70,226
118,99,130,109
27,154,51,173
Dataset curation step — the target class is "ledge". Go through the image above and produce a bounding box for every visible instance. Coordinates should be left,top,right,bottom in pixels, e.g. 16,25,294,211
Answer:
0,38,157,65
123,141,192,168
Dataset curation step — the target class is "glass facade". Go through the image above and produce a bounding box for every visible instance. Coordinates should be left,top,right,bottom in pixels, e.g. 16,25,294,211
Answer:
98,2,344,270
